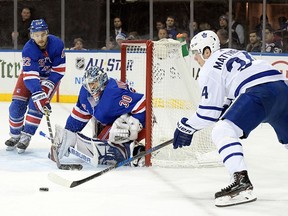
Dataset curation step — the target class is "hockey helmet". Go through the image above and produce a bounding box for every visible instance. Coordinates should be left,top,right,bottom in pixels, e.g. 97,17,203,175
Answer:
29,19,49,33
83,66,108,97
190,30,220,56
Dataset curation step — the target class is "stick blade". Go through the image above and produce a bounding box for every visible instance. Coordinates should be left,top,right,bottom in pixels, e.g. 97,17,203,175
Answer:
48,172,73,188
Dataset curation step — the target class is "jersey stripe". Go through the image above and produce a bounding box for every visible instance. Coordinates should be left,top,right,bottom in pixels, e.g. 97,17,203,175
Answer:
131,96,146,114
234,69,282,97
71,106,92,122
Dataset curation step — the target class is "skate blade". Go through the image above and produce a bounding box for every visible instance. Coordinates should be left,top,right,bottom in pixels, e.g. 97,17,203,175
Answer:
17,148,26,154
6,146,16,151
215,189,257,207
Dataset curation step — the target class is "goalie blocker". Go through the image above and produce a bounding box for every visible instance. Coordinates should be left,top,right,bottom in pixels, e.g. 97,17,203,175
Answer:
53,124,145,167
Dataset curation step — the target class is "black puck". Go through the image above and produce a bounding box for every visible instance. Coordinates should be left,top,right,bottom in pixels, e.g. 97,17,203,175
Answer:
39,187,49,192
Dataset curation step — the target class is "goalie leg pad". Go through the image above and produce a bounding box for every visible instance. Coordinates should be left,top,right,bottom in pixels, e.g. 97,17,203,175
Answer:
54,125,77,159
75,133,133,166
96,141,135,166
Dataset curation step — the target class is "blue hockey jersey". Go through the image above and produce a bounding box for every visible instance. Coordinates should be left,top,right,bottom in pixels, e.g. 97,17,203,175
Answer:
65,78,146,132
21,34,66,94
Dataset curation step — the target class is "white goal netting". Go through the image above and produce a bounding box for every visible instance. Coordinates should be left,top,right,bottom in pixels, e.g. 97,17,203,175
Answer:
122,39,222,168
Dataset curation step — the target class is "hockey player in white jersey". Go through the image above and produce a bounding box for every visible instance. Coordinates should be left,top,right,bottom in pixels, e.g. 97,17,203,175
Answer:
173,30,288,207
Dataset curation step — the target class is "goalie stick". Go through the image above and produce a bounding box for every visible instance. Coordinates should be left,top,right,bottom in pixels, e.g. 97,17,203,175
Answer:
40,131,98,166
43,109,83,170
48,138,173,188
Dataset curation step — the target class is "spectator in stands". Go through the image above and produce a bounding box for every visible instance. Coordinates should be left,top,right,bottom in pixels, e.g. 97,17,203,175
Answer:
165,15,178,39
127,31,141,40
278,16,288,31
264,25,283,53
114,32,127,50
277,16,288,52
70,37,87,50
101,37,116,50
158,28,168,40
11,7,33,49
217,28,239,49
225,12,245,48
218,14,243,49
111,17,127,42
190,21,200,36
154,20,165,40
246,30,262,52
255,14,272,38
199,22,212,31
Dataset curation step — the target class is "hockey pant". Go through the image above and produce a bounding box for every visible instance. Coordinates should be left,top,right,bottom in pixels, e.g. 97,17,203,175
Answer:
8,73,59,136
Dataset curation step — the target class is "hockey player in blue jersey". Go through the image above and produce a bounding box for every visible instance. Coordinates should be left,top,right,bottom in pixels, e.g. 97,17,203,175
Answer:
173,30,288,207
5,19,66,153
53,66,146,167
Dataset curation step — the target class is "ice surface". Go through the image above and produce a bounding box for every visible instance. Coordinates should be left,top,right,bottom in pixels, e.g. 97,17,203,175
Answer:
1,102,288,216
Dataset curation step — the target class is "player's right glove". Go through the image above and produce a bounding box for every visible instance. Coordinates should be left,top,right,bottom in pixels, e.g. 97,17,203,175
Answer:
173,117,197,149
31,91,51,115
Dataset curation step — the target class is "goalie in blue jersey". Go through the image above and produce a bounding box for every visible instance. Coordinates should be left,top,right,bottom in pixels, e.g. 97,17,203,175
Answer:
173,30,288,207
52,66,146,167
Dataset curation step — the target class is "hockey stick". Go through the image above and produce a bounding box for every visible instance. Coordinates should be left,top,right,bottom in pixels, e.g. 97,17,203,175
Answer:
43,109,83,170
48,138,173,188
40,131,98,166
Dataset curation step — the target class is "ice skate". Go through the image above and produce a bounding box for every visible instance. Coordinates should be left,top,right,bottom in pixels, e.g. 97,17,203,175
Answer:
16,132,32,154
5,136,20,151
215,170,257,207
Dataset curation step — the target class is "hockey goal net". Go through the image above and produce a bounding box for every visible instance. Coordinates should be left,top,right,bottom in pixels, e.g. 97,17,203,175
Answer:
121,39,221,167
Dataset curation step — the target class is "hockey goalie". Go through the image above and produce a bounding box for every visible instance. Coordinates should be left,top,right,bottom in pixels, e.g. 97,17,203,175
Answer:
50,66,146,167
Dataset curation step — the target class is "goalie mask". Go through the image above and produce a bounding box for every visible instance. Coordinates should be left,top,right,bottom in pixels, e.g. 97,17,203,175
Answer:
83,66,108,99
190,30,220,58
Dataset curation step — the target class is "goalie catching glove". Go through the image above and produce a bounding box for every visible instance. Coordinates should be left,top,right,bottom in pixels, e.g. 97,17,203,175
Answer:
109,114,143,144
173,117,197,149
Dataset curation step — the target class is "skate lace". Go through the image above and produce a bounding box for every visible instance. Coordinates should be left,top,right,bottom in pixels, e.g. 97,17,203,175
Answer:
221,181,237,191
221,174,239,191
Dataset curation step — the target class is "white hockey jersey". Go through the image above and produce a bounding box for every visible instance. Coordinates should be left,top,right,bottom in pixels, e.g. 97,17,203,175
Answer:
187,48,285,130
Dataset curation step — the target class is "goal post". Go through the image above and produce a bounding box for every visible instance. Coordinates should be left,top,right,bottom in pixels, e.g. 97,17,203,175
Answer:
121,40,153,166
121,39,221,168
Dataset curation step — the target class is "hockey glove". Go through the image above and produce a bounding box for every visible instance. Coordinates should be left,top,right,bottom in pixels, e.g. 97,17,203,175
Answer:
41,80,55,99
109,114,143,144
173,117,196,149
32,91,51,115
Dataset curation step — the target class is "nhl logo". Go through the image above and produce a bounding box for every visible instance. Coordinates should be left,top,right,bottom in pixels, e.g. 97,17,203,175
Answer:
75,57,85,70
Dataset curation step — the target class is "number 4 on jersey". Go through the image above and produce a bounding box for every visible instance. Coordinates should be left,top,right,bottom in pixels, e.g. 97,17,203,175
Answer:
202,86,208,99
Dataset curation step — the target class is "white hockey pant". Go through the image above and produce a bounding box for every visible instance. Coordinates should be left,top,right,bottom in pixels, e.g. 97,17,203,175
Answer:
211,119,247,175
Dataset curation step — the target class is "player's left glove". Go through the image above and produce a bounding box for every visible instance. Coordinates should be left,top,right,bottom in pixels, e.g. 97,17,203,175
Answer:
173,117,197,149
41,80,55,99
109,114,143,144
